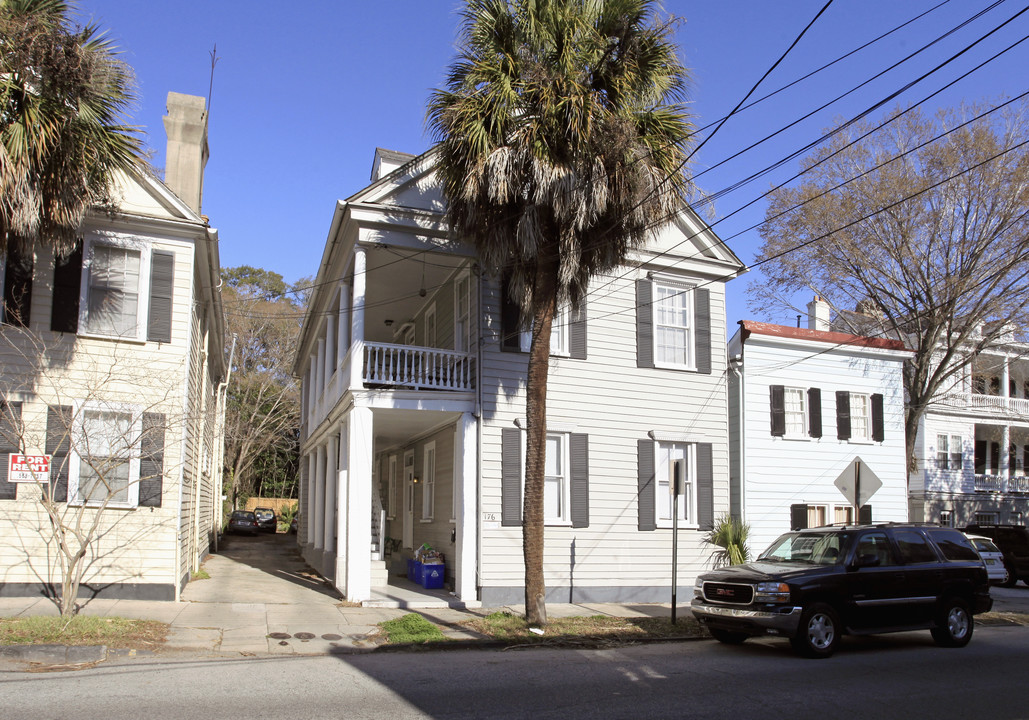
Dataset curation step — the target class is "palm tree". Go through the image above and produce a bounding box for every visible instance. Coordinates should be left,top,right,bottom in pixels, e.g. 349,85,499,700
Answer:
1,0,144,258
427,0,695,625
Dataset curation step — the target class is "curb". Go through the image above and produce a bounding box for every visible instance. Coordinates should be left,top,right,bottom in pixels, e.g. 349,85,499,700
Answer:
0,644,107,664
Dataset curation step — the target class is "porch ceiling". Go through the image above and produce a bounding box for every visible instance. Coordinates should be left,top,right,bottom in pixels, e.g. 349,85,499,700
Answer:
373,407,462,450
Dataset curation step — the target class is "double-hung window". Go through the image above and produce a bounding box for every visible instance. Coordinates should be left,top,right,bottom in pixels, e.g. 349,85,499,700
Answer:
71,409,140,506
421,442,436,520
937,434,950,469
655,441,695,528
85,244,142,338
500,428,589,528
520,303,569,355
654,282,694,369
784,388,807,437
544,433,570,524
850,393,871,441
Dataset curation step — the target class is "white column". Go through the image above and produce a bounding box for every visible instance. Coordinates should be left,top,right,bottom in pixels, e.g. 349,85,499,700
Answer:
454,411,478,602
350,248,367,389
1002,425,1011,489
314,444,326,552
305,452,317,546
345,405,373,602
326,308,337,383
337,282,349,366
316,338,326,396
324,436,337,554
1002,358,1011,408
335,419,350,592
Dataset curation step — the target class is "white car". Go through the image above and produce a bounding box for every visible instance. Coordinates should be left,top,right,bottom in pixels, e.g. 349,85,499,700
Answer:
967,534,1008,585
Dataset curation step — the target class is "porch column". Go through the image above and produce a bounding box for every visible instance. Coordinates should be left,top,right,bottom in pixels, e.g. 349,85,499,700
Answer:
1002,358,1011,409
324,436,338,557
308,354,318,422
305,452,317,547
349,247,367,389
314,443,326,552
325,307,337,384
345,405,373,602
1003,425,1011,489
338,281,350,367
454,411,478,603
335,419,350,593
316,338,326,398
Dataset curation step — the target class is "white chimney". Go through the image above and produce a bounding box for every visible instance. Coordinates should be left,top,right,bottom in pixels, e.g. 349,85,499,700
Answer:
807,296,831,332
163,92,209,214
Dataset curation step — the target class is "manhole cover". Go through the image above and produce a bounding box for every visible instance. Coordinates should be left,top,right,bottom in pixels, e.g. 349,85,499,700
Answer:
294,632,316,640
321,634,342,641
268,632,291,640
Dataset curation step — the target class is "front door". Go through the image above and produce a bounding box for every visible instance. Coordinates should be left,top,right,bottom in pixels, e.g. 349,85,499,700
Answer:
403,451,414,548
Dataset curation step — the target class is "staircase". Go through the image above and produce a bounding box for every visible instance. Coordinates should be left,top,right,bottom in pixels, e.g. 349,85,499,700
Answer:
370,497,388,588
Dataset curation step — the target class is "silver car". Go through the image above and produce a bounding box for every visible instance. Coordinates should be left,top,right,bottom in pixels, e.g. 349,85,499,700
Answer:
967,534,1008,585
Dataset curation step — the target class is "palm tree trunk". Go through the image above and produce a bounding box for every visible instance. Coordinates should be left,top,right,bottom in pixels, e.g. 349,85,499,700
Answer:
523,260,558,626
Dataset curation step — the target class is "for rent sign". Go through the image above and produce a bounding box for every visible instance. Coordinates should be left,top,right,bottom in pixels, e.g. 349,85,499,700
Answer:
8,454,52,483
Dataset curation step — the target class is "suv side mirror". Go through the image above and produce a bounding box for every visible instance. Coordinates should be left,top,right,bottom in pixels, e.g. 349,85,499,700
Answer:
853,553,881,569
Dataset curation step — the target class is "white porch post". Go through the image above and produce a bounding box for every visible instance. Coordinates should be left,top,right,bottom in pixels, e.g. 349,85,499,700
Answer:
345,405,373,602
305,452,317,546
323,436,338,563
1002,358,1011,408
335,419,350,594
316,338,326,398
338,281,349,366
349,247,367,389
325,308,337,384
314,443,326,552
1002,425,1011,490
454,411,478,602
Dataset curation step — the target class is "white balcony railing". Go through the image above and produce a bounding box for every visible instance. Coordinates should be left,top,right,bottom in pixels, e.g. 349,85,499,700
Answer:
974,474,1029,493
363,342,475,391
933,393,1029,415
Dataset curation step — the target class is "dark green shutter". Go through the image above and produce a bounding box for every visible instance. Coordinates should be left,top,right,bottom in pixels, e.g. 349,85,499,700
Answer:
770,385,785,436
3,242,33,328
859,504,872,524
0,402,22,499
51,241,82,333
46,406,72,503
569,433,589,528
147,251,174,343
138,413,165,507
500,272,521,353
696,443,714,531
636,279,653,368
808,388,822,438
501,428,521,526
569,302,587,360
836,391,851,440
637,439,655,531
791,504,808,531
694,288,711,374
871,393,884,442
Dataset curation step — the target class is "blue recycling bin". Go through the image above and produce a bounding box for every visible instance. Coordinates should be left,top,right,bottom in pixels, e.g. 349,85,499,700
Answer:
419,562,445,589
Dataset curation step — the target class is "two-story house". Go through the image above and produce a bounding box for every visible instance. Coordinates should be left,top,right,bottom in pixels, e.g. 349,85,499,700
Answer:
727,299,912,554
0,93,225,601
295,148,745,606
909,329,1029,527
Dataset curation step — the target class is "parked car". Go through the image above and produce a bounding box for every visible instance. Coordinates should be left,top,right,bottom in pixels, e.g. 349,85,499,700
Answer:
962,524,1029,587
227,510,259,536
254,507,277,533
692,523,993,658
966,534,1008,585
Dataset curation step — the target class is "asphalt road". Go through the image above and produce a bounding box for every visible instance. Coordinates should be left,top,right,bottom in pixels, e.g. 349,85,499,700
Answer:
3,624,1028,719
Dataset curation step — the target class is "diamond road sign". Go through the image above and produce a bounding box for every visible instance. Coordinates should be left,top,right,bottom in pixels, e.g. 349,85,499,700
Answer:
834,457,882,508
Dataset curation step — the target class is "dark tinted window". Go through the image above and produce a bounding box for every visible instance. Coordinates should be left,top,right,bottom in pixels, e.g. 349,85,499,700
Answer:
927,528,979,561
854,532,895,566
995,529,1029,548
894,530,938,563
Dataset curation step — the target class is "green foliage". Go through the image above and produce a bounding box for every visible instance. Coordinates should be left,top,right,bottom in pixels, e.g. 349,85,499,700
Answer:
0,615,166,647
277,502,298,531
705,515,751,567
379,613,446,644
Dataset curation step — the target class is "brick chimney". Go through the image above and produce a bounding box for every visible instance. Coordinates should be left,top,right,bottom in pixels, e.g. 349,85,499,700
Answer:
807,295,831,332
162,92,209,214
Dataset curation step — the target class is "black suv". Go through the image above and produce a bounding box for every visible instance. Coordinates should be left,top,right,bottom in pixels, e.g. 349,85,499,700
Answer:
963,524,1029,587
691,523,992,658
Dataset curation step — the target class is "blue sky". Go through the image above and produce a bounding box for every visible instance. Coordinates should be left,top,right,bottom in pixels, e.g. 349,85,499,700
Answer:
77,1,1028,329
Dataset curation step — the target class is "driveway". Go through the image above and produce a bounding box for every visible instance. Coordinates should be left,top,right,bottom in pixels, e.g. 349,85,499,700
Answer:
183,531,342,605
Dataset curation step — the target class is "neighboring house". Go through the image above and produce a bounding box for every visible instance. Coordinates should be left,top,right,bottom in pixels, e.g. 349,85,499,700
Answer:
908,330,1029,527
0,93,225,600
295,148,746,605
727,298,912,554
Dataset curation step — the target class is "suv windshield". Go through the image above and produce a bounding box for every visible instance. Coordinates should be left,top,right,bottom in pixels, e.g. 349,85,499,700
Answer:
759,531,848,565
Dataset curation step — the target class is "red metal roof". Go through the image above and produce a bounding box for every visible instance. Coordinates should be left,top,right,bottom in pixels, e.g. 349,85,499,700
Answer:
739,320,909,352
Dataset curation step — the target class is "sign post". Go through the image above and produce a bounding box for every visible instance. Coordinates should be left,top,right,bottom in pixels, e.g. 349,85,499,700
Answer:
671,459,683,625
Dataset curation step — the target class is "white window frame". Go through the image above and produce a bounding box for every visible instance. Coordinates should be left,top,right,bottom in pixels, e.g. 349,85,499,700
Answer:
425,303,437,348
78,234,151,342
454,272,471,353
975,511,999,525
833,505,854,525
517,430,573,526
939,510,953,527
387,455,398,519
421,441,436,521
849,393,871,442
937,434,950,469
652,279,695,371
520,302,570,356
950,434,963,471
784,387,808,438
68,403,143,508
655,441,697,529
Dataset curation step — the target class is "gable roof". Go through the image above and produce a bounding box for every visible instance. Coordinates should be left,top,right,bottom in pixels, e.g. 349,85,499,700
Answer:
738,320,910,352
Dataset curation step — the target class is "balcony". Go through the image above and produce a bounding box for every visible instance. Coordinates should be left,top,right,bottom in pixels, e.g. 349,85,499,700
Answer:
933,393,1029,416
363,342,475,391
974,474,1029,494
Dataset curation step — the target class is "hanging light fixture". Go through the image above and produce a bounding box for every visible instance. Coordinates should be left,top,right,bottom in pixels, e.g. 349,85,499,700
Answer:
419,254,427,297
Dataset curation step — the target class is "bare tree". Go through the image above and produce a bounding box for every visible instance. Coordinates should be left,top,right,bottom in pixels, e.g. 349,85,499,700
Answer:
0,331,185,616
752,100,1029,473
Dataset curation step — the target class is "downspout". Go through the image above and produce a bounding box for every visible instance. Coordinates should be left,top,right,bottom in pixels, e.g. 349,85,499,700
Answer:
192,330,210,573
475,263,484,600
729,354,745,523
212,333,237,552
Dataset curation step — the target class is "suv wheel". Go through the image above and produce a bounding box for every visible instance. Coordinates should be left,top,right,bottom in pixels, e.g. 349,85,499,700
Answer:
709,628,748,645
1000,562,1018,588
790,603,840,658
930,598,973,648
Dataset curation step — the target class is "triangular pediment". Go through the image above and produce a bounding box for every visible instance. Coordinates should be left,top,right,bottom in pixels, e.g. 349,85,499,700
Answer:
640,206,744,269
347,151,446,215
102,165,205,224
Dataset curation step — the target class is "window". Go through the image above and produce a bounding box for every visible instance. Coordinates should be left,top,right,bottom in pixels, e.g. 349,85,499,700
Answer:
807,504,827,528
937,434,950,469
654,282,694,369
939,510,953,527
975,511,999,525
454,273,471,353
520,302,569,355
544,433,570,524
421,442,435,520
894,529,938,563
950,435,963,471
2,243,33,327
387,455,397,519
655,442,696,528
833,506,854,524
501,428,589,528
855,532,895,566
784,388,807,437
850,393,870,441
1011,511,1024,525
425,304,437,348
71,409,141,506
836,391,883,442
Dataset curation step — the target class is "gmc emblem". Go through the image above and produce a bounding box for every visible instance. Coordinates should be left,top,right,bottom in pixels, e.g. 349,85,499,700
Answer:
715,588,733,596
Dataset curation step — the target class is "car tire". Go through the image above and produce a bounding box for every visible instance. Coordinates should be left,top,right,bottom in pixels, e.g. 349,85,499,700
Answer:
1000,563,1017,588
709,628,749,645
790,603,840,659
930,597,973,648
